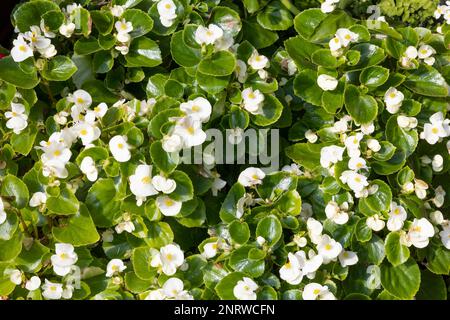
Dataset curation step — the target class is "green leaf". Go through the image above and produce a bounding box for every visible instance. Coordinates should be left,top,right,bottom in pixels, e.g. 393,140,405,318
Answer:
415,269,447,300
385,115,418,157
170,31,201,67
404,65,449,97
90,10,114,35
229,246,265,277
242,19,278,49
13,0,60,32
170,171,194,202
229,220,250,244
15,240,50,272
256,1,293,31
41,56,77,81
347,43,385,71
284,36,321,65
150,141,179,174
74,37,102,56
0,57,39,89
0,231,23,261
285,143,322,171
210,6,242,37
92,51,114,74
311,49,339,68
52,204,100,246
196,72,230,95
72,7,90,36
344,84,378,124
122,9,153,38
360,66,389,87
1,175,29,209
42,10,64,31
215,272,246,300
251,94,284,126
385,232,410,267
46,186,80,215
198,51,236,77
380,258,420,300
358,180,392,216
0,213,18,241
219,183,246,222
256,215,282,246
132,247,157,280
11,125,38,156
125,37,162,68
293,69,322,106
144,221,174,248
85,178,121,227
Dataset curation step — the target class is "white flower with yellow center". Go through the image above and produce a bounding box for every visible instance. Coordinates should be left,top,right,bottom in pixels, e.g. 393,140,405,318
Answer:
41,140,72,165
80,156,98,182
317,235,342,264
340,170,369,193
417,44,435,60
238,167,265,187
320,145,345,168
129,164,158,206
434,5,449,19
110,5,125,17
173,116,207,148
25,276,41,291
325,201,350,225
202,239,225,259
384,87,404,114
279,252,304,285
366,214,385,231
242,87,264,115
180,97,212,123
233,277,258,300
248,51,269,70
106,259,126,277
29,192,47,208
74,122,101,146
23,25,50,50
162,134,183,153
150,243,184,276
5,102,28,134
302,283,336,300
348,156,367,171
11,35,34,62
156,196,182,216
68,89,92,109
387,202,407,231
42,279,63,300
414,178,429,199
344,133,363,157
85,102,108,123
420,112,450,145
157,0,177,27
115,19,133,35
329,36,342,52
51,243,78,276
406,218,435,248
194,24,223,46
338,250,358,267
317,74,338,91
162,278,193,300
109,135,131,163
336,28,359,47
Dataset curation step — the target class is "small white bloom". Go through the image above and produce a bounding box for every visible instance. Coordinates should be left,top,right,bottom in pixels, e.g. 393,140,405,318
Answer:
102,229,114,242
51,243,78,276
74,122,101,146
180,97,212,123
432,154,444,172
279,253,304,285
233,277,258,300
304,129,318,143
433,186,446,208
9,269,22,285
417,44,435,59
202,241,220,259
162,134,183,153
248,51,268,70
80,156,98,182
321,1,337,13
115,220,135,234
109,135,131,162
366,214,385,231
115,19,133,34
152,175,177,194
129,164,158,205
367,139,381,152
339,170,369,193
151,243,184,276
325,201,349,225
336,28,359,47
68,89,92,109
29,192,47,207
361,122,375,135
317,74,338,91
387,202,407,231
329,36,342,51
242,87,264,115
316,234,342,264
348,156,367,171
320,145,345,168
404,46,418,59
11,35,33,62
25,276,41,291
0,198,5,225
42,279,63,300
302,283,336,300
162,278,192,300
5,103,28,134
439,223,450,249
414,178,429,199
59,22,76,38
384,87,404,114
156,196,182,216
307,218,323,244
235,59,247,83
238,167,265,187
106,259,126,277
407,218,435,248
194,24,223,46
110,5,125,17
173,116,207,148
339,250,358,267
420,112,449,145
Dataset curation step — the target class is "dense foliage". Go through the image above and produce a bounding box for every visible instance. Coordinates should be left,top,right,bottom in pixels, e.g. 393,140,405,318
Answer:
0,0,449,300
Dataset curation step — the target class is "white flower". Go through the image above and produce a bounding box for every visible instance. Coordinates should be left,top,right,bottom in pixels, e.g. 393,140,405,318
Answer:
317,235,342,264
211,175,227,196
433,186,446,208
115,19,133,35
317,74,338,91
109,135,131,162
434,5,449,19
162,278,193,300
325,201,349,225
9,269,22,285
162,134,183,153
80,156,98,182
366,214,385,231
439,223,450,249
152,175,177,194
348,156,367,171
414,178,429,199
129,164,158,206
302,283,336,300
115,45,129,55
42,159,69,179
40,19,55,38
384,87,404,114
338,250,358,267
233,277,258,300
420,112,449,145
417,45,435,59
320,145,345,168
235,59,247,83
106,259,127,277
361,122,375,135
279,253,304,285
282,163,303,176
307,218,323,244
202,241,220,259
344,133,363,157
173,116,207,148
5,103,28,134
51,243,78,276
405,46,418,59
321,0,337,13
68,89,92,109
74,122,101,146
430,210,444,225
329,36,342,51
42,279,63,300
156,196,182,216
248,51,268,70
62,285,74,299
387,202,407,231
336,28,359,47
25,276,41,291
115,219,135,234
145,289,166,300
238,167,265,187
194,24,223,46
102,229,114,243
59,22,76,38
339,170,369,193
242,87,264,115
11,35,33,62
304,130,318,143
151,243,184,276
293,235,308,247
0,198,6,225
180,97,212,123
157,0,177,27
29,192,47,207
432,154,444,172
110,5,125,17
39,44,57,58
85,103,108,122
406,218,435,248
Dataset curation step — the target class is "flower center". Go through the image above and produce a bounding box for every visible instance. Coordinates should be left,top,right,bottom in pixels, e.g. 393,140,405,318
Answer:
165,3,172,9
80,129,88,136
389,93,396,98
248,92,255,99
431,127,439,134
76,97,84,104
53,150,61,156
141,176,151,184
345,34,351,40
313,289,321,295
354,177,361,183
187,126,195,135
118,143,124,149
19,45,27,52
166,253,173,261
191,105,200,112
325,244,332,251
165,199,174,207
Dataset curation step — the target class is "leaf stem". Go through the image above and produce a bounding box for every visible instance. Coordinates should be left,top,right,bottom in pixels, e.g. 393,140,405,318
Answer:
280,0,300,15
